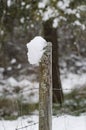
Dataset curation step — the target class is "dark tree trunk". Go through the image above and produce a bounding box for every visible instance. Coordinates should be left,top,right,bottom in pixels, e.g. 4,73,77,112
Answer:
43,19,63,104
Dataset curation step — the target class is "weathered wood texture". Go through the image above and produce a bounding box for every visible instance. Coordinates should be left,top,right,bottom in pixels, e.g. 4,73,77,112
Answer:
39,42,52,130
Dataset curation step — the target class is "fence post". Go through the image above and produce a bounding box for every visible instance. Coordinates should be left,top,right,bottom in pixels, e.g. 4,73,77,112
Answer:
39,42,52,130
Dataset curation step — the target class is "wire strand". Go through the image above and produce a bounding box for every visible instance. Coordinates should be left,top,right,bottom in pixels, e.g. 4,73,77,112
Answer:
15,122,38,130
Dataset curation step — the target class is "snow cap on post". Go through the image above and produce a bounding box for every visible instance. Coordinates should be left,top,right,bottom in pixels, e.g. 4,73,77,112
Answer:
27,36,47,65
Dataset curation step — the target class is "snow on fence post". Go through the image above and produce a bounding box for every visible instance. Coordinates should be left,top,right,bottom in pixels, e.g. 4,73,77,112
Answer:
27,36,52,130
39,42,52,130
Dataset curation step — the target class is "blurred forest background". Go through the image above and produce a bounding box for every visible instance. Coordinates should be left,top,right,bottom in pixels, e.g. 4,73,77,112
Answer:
0,0,86,119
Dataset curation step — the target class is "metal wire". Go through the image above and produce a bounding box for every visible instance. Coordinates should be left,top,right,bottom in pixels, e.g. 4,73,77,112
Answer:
15,122,39,130
15,106,86,130
0,85,85,130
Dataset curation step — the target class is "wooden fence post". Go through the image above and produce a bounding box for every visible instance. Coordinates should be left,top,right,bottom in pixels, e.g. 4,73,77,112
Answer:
39,42,52,130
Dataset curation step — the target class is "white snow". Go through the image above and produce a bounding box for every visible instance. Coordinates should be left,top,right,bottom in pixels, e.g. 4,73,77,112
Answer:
73,20,82,26
10,58,16,64
7,0,11,7
0,115,86,130
77,5,86,11
0,30,4,35
3,76,39,103
21,2,25,6
43,7,59,21
27,36,47,65
38,2,45,8
53,16,66,28
26,4,30,9
0,67,4,73
0,71,86,102
7,66,12,71
20,17,25,24
7,77,18,87
57,0,71,10
17,64,22,69
65,9,76,15
61,73,86,93
53,115,86,130
76,13,80,18
73,20,85,30
39,0,86,28
42,0,49,5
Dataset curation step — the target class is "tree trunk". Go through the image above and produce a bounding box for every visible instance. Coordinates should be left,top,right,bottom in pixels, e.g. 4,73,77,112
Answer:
43,19,63,104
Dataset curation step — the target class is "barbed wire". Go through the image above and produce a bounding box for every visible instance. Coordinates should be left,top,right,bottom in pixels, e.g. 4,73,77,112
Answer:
18,88,86,96
15,107,86,130
0,85,86,130
53,88,86,91
1,85,86,95
15,122,39,130
54,107,86,118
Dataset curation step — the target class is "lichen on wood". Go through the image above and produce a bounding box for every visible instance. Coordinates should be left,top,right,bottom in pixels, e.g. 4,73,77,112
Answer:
39,42,52,130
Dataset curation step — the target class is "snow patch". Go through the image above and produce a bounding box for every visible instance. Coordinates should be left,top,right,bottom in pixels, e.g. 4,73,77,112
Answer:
53,16,66,28
7,77,18,87
20,17,25,24
0,115,86,130
76,13,80,18
21,2,25,6
61,73,86,93
7,0,11,7
0,30,4,35
42,0,49,5
26,5,30,9
38,2,45,8
43,7,58,21
73,20,85,30
7,66,12,71
10,58,16,64
57,0,70,10
27,36,47,65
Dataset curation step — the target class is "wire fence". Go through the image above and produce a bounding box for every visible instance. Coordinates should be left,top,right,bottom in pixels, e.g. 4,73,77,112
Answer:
15,107,86,130
0,85,86,130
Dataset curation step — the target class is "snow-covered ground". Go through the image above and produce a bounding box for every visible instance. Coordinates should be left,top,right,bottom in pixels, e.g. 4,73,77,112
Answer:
0,114,86,130
61,72,86,93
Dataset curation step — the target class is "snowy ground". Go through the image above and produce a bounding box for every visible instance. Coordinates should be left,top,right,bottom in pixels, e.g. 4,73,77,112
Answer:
0,114,86,130
61,72,86,93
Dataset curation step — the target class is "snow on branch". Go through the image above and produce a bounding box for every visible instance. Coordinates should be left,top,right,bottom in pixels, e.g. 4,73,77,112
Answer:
26,36,47,65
